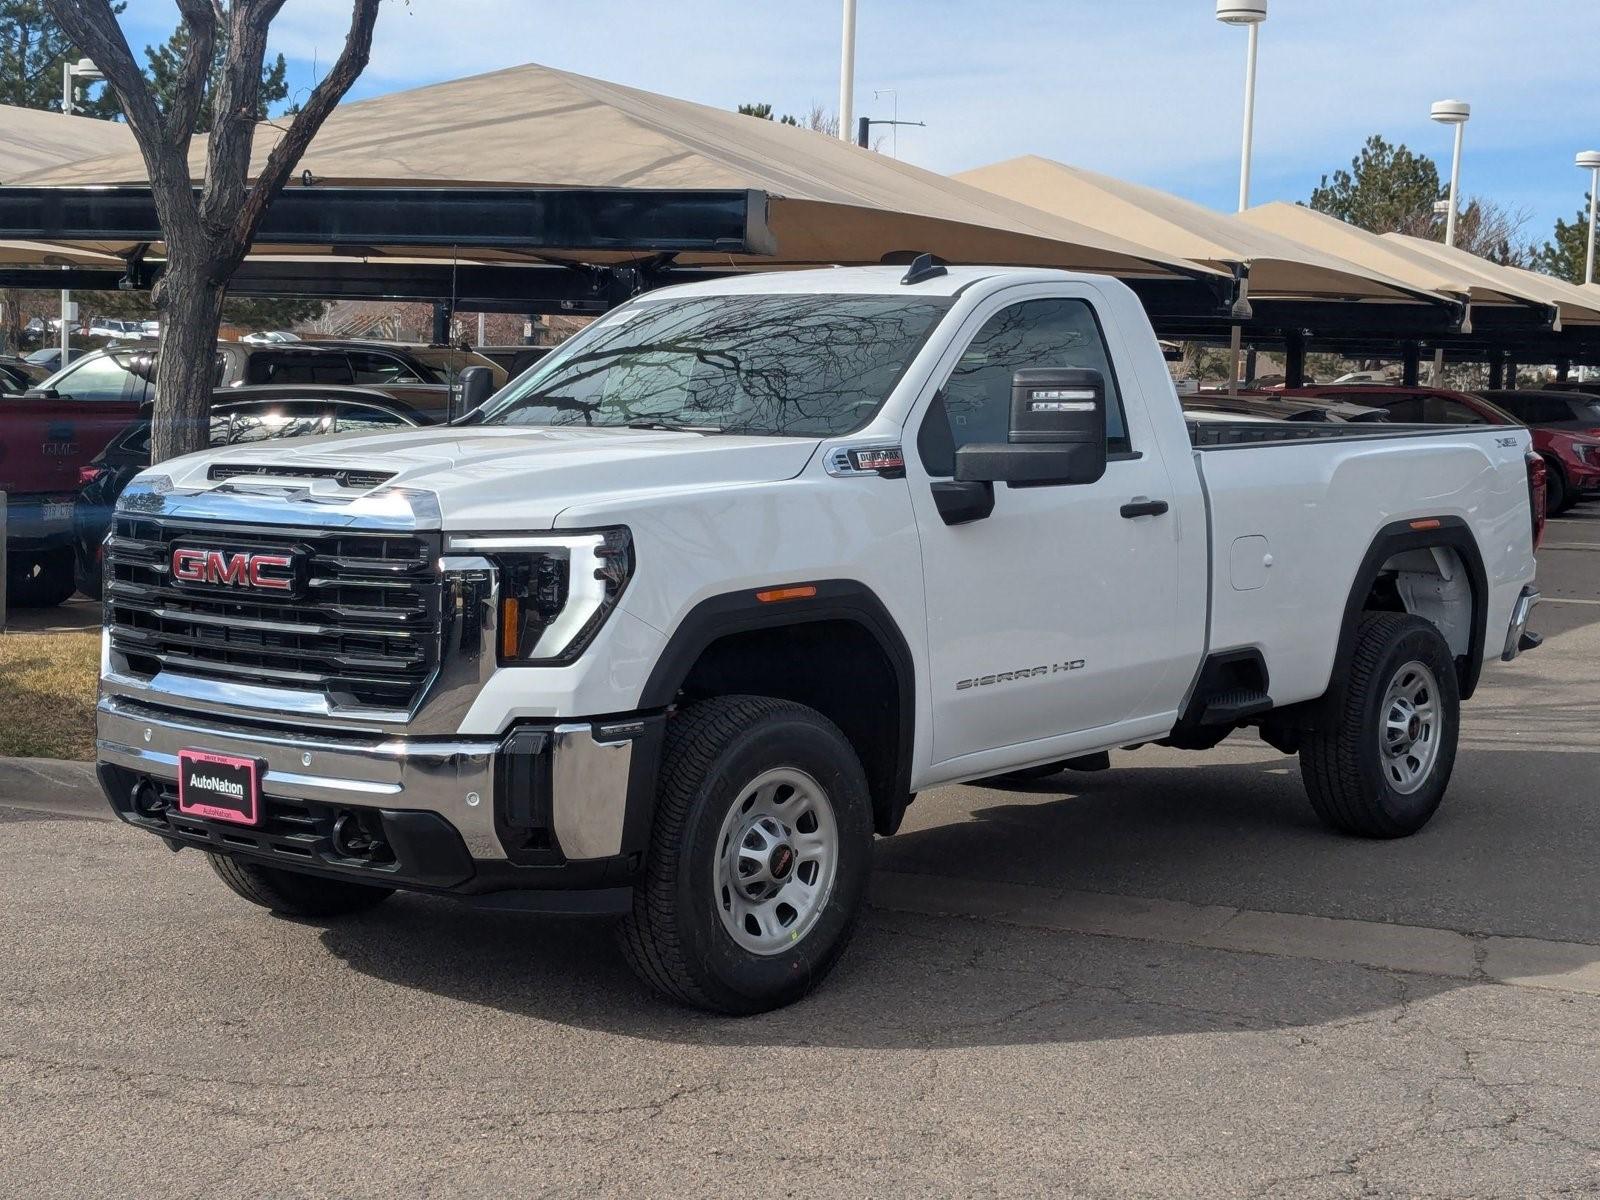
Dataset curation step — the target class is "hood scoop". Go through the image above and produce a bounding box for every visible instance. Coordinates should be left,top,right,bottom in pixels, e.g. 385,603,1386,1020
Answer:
207,463,396,490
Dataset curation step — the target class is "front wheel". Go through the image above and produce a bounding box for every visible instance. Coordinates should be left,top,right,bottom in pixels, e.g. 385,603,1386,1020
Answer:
1300,612,1460,838
618,695,874,1014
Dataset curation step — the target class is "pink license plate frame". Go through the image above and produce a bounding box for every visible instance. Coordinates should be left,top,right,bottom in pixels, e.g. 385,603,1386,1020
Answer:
176,749,262,826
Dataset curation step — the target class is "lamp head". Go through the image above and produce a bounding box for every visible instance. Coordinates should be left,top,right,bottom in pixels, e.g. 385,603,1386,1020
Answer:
1216,0,1267,24
1576,151,1600,171
1430,100,1471,126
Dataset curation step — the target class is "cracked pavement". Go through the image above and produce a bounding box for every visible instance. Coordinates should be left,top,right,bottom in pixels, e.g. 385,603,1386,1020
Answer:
2,506,1599,1198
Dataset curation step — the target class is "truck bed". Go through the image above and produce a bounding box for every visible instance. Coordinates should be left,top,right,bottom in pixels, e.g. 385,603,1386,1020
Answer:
1191,422,1535,710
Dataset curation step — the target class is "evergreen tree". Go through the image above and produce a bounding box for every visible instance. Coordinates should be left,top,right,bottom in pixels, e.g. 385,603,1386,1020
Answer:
1308,135,1443,235
1533,199,1595,284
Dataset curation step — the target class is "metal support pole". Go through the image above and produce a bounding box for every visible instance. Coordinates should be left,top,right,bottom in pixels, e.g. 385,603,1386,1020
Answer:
1488,351,1504,390
431,301,450,344
1237,21,1260,212
837,0,857,142
1587,166,1599,286
1284,331,1306,388
1557,359,1571,382
1444,122,1464,250
1504,356,1518,388
1243,344,1258,385
1402,343,1421,388
476,311,486,348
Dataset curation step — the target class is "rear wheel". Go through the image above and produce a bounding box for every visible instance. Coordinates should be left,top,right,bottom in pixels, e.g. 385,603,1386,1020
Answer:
7,547,76,608
207,854,394,918
1300,613,1459,838
618,695,874,1014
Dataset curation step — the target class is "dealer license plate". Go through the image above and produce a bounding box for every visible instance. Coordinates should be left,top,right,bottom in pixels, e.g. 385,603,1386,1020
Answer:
177,750,262,826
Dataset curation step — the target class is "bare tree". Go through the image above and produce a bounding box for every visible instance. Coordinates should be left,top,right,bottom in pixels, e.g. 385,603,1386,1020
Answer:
44,0,383,461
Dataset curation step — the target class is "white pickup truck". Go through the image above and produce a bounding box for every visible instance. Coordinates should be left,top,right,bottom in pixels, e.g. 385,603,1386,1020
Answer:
97,264,1543,1013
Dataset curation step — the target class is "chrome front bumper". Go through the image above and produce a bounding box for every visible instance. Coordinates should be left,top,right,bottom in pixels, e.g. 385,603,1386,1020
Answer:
96,693,635,864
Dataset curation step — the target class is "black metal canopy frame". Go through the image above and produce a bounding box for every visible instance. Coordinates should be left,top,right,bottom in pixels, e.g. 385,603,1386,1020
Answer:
2,185,1597,371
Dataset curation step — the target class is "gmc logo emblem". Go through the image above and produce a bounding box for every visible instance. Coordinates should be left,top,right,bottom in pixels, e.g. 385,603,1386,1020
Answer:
171,548,295,591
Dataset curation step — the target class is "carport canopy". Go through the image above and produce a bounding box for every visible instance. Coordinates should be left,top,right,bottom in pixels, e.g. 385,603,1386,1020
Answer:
955,155,1443,306
1239,202,1559,320
8,63,1222,284
0,104,131,266
1383,232,1600,329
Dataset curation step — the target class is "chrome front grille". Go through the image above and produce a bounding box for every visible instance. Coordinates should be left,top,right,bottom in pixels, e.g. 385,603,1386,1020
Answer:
105,514,442,712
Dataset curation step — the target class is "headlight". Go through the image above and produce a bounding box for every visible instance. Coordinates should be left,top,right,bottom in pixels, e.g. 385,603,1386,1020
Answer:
446,529,633,665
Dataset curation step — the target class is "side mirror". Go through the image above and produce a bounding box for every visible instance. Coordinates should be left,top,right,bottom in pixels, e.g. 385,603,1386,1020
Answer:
453,365,495,420
954,368,1108,487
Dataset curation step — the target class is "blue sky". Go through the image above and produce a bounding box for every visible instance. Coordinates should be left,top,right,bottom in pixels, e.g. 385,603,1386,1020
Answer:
113,0,1596,247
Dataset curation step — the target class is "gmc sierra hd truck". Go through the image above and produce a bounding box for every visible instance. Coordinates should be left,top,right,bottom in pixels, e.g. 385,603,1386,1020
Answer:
96,265,1543,1013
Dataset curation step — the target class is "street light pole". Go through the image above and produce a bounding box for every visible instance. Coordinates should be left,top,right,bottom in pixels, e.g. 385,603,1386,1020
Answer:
1217,0,1266,393
1429,100,1470,386
59,56,104,365
838,0,857,142
1576,151,1600,286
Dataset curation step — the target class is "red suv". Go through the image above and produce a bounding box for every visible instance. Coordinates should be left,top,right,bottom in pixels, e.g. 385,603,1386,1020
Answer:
1283,385,1600,514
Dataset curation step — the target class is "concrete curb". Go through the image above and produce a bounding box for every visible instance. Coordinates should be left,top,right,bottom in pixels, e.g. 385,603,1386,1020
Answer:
0,757,106,820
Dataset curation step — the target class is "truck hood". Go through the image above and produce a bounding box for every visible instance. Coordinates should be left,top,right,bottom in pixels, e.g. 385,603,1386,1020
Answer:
158,425,822,529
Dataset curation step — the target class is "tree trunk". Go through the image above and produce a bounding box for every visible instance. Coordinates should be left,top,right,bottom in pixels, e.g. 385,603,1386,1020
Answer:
149,253,227,463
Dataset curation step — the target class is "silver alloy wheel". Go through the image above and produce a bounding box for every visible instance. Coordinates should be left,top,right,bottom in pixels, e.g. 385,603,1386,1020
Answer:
713,767,840,956
1379,659,1443,795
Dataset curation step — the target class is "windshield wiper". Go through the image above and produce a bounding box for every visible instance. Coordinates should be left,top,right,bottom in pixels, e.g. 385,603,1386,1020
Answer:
624,419,721,433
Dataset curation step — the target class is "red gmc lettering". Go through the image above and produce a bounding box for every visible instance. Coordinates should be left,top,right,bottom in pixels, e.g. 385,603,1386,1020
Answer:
170,548,294,590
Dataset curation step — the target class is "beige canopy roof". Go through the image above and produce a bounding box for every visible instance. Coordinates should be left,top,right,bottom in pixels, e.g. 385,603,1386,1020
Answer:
0,103,133,183
1382,232,1600,328
954,155,1437,304
0,105,134,267
13,63,1217,279
1238,202,1546,314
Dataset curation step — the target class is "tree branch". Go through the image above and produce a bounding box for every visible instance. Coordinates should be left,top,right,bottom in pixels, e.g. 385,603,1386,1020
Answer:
167,0,218,155
43,0,195,229
225,0,379,268
198,0,286,235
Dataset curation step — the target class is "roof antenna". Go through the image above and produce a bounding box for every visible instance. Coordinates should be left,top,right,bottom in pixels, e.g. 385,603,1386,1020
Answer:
900,253,948,286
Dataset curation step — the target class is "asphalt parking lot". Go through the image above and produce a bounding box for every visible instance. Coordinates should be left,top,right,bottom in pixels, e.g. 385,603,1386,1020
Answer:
3,505,1600,1198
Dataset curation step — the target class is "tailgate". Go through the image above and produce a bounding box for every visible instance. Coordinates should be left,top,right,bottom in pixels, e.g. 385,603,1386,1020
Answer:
0,397,134,495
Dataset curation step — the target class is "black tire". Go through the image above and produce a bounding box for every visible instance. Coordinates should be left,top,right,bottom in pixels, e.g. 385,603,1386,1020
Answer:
1300,612,1460,838
1543,457,1571,515
618,695,874,1014
7,547,76,608
972,760,1070,787
207,853,394,918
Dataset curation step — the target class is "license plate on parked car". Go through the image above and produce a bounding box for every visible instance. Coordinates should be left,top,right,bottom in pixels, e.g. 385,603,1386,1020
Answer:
177,750,262,826
41,501,73,522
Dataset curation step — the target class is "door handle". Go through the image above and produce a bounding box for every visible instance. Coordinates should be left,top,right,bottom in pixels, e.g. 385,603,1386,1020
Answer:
1120,498,1170,519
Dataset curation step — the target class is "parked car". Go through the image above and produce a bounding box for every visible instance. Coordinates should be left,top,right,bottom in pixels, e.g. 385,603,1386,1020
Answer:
0,354,48,394
72,386,431,599
1288,385,1600,514
94,264,1541,1014
23,345,82,373
1479,389,1600,439
240,330,301,344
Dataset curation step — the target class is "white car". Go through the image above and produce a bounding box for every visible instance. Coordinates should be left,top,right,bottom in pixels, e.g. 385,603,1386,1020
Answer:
96,265,1542,1013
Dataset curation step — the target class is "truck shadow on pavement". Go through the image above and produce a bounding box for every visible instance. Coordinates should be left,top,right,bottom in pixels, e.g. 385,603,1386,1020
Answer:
312,753,1547,1048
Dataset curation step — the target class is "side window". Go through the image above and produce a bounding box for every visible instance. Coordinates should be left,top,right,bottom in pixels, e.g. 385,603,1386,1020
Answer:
1378,396,1424,422
347,351,422,385
53,355,137,402
917,297,1131,477
1536,398,1574,423
1422,397,1485,424
252,354,353,385
332,405,408,433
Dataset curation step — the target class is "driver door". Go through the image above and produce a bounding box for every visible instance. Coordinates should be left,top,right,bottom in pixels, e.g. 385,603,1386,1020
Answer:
906,288,1187,767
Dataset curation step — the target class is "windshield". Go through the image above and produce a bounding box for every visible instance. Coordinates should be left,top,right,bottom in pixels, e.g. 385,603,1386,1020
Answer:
476,293,953,437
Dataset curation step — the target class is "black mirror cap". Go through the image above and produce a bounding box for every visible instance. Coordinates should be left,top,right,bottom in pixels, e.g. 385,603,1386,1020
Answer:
954,440,1107,487
453,365,495,419
1009,367,1106,446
